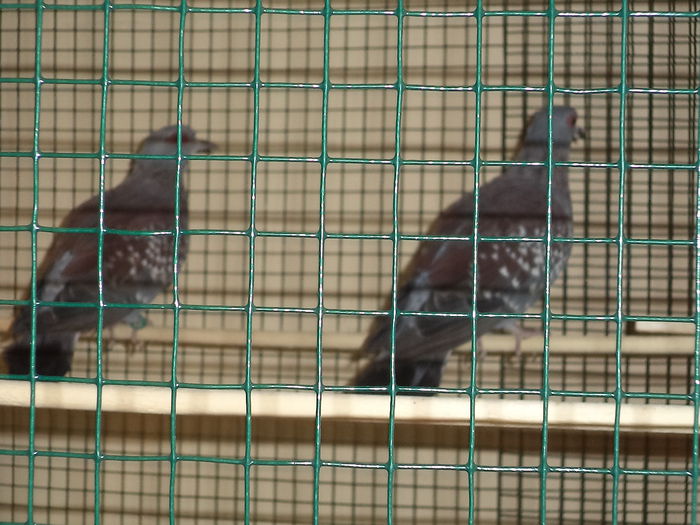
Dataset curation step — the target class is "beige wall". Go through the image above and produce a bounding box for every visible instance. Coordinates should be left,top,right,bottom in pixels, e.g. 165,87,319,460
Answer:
1,2,697,336
0,1,697,523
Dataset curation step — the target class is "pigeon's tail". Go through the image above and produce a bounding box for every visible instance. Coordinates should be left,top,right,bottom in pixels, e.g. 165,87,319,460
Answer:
351,357,445,394
3,333,76,377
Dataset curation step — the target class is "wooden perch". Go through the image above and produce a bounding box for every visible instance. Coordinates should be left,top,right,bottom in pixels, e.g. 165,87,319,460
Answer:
0,379,694,435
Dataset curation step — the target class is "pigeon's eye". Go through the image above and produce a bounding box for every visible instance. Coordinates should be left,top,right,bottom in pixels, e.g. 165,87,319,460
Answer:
567,114,577,127
165,129,191,144
166,132,190,144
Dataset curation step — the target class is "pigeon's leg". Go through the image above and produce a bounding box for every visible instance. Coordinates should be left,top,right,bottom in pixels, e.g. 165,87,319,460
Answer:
475,336,487,360
102,326,117,352
122,311,149,354
125,328,145,354
502,320,539,360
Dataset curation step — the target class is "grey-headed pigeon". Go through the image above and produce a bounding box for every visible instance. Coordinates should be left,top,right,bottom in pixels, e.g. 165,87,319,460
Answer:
3,125,216,376
352,106,584,390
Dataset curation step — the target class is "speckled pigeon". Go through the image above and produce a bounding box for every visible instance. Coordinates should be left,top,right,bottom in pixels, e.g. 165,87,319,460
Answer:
352,106,584,390
3,125,216,376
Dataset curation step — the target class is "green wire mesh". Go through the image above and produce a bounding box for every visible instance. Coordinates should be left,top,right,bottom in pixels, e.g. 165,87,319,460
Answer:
0,1,699,524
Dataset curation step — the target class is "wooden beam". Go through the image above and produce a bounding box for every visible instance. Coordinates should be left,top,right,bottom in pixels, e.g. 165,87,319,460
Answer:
0,317,695,355
0,379,694,435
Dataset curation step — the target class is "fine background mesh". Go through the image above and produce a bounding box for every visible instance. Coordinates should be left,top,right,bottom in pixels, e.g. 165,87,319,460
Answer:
1,1,697,338
0,1,699,524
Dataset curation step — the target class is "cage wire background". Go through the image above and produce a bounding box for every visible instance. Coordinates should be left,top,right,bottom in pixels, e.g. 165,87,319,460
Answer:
0,0,699,524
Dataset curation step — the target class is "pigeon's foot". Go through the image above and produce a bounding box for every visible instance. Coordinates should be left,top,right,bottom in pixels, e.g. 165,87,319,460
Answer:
124,329,146,355
102,326,117,352
122,312,148,354
502,321,540,362
474,336,487,360
99,312,148,354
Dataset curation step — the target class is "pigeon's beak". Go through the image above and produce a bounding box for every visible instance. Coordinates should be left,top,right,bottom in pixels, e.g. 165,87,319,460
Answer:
573,126,586,142
195,139,217,154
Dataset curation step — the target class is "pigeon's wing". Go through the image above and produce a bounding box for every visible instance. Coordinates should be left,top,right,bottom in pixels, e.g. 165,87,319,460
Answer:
360,194,477,363
10,195,101,337
359,174,571,364
11,188,178,337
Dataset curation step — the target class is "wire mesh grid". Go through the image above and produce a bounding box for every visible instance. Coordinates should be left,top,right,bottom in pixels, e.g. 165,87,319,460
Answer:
0,393,696,524
0,0,699,524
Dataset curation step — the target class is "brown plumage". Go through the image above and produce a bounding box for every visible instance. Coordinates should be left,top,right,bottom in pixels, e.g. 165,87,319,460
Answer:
4,125,215,376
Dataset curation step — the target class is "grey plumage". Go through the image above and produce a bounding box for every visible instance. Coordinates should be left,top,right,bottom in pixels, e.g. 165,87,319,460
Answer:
352,106,585,390
3,125,216,376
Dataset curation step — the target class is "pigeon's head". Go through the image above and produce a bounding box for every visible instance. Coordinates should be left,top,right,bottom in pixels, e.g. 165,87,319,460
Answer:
137,125,217,157
523,106,585,147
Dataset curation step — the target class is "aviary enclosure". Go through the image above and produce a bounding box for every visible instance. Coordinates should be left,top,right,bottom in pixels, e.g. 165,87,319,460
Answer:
0,1,698,523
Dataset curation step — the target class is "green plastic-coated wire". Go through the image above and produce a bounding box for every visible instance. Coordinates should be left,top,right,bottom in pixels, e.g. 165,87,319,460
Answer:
0,3,697,524
537,2,558,521
24,2,45,523
691,34,700,525
90,0,113,523
384,2,406,522
467,2,485,523
610,2,631,523
242,1,264,523
310,1,332,523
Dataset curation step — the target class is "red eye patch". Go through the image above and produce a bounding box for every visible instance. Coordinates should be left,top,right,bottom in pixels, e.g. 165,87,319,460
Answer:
166,131,191,143
567,114,577,127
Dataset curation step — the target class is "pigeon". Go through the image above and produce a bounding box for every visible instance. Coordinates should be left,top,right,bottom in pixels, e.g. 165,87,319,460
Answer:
351,106,584,390
3,125,216,376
